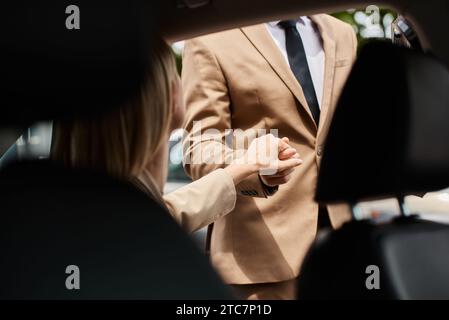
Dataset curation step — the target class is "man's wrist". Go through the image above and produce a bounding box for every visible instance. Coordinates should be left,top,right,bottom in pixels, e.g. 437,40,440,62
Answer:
258,174,279,196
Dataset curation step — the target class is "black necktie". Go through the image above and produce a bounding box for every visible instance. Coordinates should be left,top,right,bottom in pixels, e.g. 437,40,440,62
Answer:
278,20,320,125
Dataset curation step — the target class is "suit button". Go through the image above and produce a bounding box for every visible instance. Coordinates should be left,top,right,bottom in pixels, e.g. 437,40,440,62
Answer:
317,146,323,157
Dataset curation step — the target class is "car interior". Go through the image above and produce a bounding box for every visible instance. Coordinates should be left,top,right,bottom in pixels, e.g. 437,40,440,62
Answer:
1,0,449,299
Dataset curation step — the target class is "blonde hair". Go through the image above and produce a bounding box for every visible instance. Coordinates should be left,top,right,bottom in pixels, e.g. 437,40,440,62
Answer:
51,37,177,179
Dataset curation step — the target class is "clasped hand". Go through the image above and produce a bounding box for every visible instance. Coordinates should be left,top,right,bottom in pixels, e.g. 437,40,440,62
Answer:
226,134,302,187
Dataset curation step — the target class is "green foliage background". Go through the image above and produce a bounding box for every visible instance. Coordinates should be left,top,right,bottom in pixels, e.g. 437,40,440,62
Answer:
332,7,397,52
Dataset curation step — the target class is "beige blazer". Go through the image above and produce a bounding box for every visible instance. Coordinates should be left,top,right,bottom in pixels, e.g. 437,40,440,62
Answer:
181,14,357,284
137,168,236,233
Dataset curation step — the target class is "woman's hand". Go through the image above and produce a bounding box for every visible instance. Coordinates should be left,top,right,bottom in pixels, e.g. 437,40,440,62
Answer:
224,134,302,186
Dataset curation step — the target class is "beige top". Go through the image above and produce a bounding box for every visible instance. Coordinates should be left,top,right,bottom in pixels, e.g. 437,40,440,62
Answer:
136,168,237,233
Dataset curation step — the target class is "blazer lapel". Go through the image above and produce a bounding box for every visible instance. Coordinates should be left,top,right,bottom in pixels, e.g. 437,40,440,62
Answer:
311,15,337,140
240,24,315,126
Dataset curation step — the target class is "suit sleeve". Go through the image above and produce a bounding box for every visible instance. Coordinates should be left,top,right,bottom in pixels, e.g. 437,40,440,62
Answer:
181,38,276,198
163,169,236,233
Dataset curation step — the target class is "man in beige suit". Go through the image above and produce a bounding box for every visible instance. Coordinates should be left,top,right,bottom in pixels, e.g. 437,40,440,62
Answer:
181,14,357,299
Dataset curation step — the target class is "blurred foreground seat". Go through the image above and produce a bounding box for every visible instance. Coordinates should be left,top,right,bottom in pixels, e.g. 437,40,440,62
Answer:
0,160,232,299
297,41,449,299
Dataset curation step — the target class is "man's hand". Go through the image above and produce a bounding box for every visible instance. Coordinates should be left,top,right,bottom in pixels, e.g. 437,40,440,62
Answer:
227,135,302,186
259,137,301,187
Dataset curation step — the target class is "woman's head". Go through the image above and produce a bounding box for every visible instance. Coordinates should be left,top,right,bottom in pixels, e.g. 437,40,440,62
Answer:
51,37,183,179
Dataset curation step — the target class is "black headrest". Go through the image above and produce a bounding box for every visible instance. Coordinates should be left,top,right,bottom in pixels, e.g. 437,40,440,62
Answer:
0,1,159,127
316,41,449,204
0,160,231,299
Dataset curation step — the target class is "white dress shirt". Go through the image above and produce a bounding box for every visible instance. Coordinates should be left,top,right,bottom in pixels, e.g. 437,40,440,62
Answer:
266,17,325,108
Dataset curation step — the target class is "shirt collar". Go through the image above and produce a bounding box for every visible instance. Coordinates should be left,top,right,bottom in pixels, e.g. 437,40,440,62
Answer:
268,16,308,28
